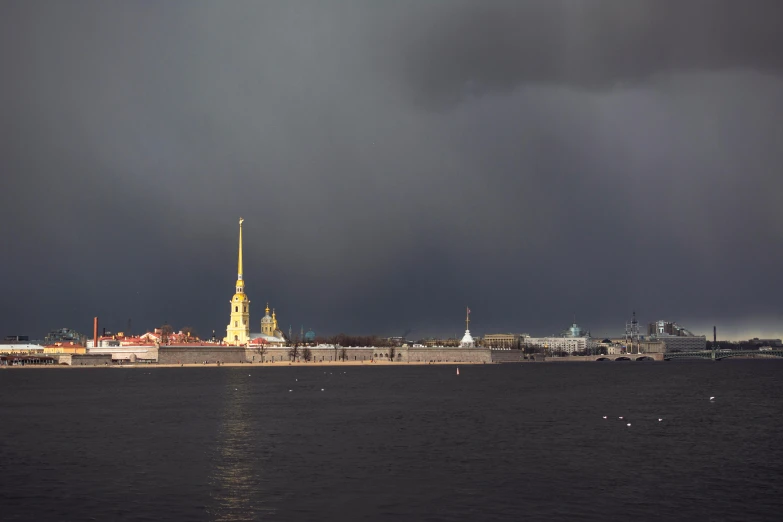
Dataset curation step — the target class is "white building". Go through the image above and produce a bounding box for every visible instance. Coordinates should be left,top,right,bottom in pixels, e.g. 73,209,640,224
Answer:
653,334,706,352
0,343,45,354
525,336,592,354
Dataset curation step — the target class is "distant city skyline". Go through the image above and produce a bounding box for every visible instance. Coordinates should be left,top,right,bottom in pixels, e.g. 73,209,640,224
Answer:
2,2,781,342
9,312,781,344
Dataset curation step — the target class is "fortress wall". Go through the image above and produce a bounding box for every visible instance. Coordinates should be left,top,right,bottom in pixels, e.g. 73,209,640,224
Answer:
245,347,491,363
240,346,493,364
58,354,113,366
87,346,159,361
247,347,375,363
406,348,492,363
158,346,247,364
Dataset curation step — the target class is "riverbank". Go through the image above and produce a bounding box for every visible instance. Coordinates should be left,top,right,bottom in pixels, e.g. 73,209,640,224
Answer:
1,360,489,369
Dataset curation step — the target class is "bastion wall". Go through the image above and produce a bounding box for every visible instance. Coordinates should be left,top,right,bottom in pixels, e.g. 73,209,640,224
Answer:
58,354,113,366
152,345,493,364
405,348,492,363
245,346,492,363
157,346,248,364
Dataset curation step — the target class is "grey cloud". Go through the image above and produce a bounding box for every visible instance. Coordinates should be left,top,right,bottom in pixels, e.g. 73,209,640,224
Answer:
394,1,783,107
0,2,781,341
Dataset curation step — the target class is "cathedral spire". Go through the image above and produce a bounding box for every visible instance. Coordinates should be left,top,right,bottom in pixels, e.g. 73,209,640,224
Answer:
237,217,244,281
225,218,250,346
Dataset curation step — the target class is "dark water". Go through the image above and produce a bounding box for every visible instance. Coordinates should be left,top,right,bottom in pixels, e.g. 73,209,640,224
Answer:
1,361,782,521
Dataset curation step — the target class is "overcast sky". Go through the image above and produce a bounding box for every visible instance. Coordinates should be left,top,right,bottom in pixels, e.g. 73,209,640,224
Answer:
2,1,782,341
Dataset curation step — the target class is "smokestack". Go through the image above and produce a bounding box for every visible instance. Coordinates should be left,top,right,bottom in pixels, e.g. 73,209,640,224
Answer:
93,317,98,348
713,326,717,344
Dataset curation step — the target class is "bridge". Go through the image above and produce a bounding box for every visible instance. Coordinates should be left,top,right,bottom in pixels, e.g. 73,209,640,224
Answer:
544,353,664,362
493,350,783,363
664,349,783,361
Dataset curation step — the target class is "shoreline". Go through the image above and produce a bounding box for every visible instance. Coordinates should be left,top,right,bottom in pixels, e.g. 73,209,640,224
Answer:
1,360,489,369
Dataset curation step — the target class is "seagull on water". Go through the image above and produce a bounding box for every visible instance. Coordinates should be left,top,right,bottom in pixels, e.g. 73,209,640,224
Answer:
619,416,624,420
627,423,632,427
603,416,607,419
710,396,715,401
658,418,663,422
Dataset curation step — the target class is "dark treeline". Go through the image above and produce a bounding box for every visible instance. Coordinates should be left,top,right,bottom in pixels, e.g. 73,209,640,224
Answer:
306,334,396,347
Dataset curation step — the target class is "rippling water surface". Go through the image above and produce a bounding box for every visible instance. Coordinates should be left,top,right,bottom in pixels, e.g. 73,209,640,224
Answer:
1,361,782,521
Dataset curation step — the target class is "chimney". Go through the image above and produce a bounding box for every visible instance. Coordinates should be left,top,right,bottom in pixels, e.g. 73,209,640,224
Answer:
93,317,99,348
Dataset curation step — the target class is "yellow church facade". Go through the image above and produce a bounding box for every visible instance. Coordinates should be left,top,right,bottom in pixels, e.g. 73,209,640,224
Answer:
224,218,286,347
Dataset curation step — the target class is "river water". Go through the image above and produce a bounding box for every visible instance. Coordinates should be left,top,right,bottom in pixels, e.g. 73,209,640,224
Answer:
1,360,781,521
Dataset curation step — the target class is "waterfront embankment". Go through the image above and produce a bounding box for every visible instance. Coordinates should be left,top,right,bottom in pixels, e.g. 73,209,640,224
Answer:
1,360,488,369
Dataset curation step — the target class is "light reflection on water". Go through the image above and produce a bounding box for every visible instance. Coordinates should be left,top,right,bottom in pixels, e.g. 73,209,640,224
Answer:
208,374,275,521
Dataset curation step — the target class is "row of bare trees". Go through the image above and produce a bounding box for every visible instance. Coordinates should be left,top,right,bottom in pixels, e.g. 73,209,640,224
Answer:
307,334,397,347
158,324,198,343
286,344,352,362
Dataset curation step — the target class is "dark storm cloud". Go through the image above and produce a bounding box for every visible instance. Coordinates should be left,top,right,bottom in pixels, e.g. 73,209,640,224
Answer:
395,0,783,107
1,1,782,341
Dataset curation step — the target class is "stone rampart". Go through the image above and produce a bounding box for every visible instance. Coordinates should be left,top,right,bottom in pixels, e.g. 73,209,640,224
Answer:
58,354,113,366
406,348,491,363
87,346,158,361
158,346,247,364
244,346,492,364
247,347,375,363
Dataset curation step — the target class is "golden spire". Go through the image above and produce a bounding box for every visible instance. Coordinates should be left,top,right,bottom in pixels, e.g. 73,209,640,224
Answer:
237,217,244,280
266,303,270,314
466,306,470,330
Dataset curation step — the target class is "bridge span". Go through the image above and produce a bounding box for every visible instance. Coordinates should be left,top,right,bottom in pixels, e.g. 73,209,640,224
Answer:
545,353,664,362
664,349,783,361
493,350,783,363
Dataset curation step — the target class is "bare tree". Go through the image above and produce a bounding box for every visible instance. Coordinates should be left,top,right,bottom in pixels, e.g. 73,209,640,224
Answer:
340,347,348,361
160,323,173,344
388,346,396,361
302,347,313,362
254,343,268,362
288,344,300,362
180,326,197,342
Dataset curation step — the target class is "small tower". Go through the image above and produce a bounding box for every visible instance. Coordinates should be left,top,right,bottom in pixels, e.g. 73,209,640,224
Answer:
225,218,251,346
460,306,475,348
624,310,641,354
261,304,275,336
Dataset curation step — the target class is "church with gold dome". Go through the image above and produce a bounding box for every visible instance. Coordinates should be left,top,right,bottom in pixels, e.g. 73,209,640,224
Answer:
224,218,287,347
